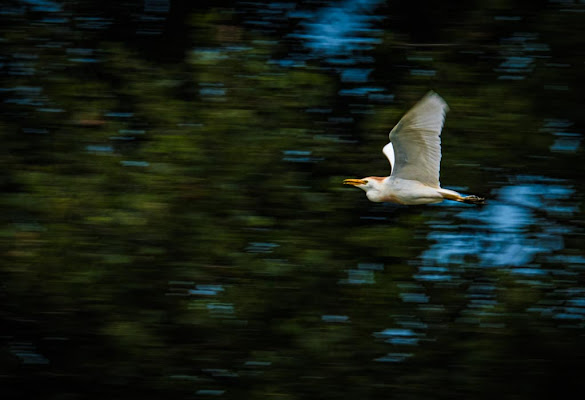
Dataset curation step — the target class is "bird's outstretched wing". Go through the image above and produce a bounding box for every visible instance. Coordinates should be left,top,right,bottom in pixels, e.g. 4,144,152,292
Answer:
386,91,449,188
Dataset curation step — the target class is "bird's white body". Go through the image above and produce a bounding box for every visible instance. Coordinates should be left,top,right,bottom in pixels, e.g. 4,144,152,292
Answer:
344,91,484,205
363,176,462,205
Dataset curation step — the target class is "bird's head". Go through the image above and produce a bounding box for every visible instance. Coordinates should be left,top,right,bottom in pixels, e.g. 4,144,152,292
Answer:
343,177,386,202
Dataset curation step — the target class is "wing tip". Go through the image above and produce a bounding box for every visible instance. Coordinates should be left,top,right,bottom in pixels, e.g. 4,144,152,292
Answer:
424,90,449,112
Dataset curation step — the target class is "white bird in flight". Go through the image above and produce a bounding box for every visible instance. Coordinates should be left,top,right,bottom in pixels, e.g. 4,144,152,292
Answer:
343,91,484,205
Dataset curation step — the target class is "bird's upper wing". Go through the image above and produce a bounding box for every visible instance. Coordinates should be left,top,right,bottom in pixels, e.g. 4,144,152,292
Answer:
386,91,449,188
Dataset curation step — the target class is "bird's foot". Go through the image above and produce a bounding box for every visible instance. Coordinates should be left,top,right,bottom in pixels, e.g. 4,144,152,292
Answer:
462,195,485,205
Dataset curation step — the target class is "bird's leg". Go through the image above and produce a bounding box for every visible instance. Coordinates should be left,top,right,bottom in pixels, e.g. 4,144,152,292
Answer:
461,195,485,205
439,189,485,205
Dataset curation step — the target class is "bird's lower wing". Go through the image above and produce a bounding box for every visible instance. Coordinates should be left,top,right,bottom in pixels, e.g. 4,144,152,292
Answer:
382,142,395,174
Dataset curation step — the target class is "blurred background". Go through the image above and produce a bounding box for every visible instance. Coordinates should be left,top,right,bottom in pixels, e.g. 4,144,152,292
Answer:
2,0,585,399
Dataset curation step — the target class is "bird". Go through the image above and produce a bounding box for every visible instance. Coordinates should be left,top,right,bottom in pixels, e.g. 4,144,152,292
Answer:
343,91,484,205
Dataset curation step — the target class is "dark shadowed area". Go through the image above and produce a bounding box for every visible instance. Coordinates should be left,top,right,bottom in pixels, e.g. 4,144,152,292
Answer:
2,0,585,399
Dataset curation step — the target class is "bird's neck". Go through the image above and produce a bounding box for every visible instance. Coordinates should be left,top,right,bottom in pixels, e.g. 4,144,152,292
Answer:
365,177,390,202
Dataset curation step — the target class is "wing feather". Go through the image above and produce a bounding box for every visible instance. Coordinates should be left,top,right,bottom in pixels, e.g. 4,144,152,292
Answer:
386,91,449,187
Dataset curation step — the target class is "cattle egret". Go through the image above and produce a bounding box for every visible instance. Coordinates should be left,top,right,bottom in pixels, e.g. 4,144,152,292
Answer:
343,91,484,205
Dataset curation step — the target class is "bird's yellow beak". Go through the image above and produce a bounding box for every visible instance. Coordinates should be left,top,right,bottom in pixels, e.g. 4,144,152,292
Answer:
343,179,367,186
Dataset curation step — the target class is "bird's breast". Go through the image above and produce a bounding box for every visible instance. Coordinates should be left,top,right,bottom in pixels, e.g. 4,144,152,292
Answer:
379,178,444,205
374,193,404,204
